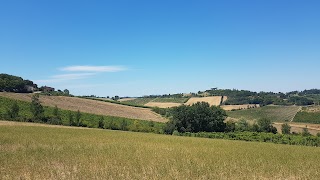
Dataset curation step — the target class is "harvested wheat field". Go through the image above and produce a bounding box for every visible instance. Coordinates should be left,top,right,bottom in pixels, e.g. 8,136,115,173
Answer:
0,93,167,122
221,104,260,111
145,102,182,108
185,96,222,106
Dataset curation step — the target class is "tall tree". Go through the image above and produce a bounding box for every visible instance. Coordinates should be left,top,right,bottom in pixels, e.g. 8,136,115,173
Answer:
6,101,19,119
30,94,44,121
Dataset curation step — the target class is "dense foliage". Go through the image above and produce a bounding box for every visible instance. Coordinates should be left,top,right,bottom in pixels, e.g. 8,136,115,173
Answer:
0,74,37,93
164,102,227,134
204,89,318,106
174,131,320,147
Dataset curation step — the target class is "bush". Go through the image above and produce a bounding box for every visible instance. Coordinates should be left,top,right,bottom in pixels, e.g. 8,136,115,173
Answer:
281,123,291,134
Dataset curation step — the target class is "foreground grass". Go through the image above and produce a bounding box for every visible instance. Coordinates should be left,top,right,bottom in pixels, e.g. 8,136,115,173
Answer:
1,122,320,179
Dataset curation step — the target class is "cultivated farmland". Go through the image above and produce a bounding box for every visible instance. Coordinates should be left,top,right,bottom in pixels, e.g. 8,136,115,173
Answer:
221,104,260,111
1,122,320,179
185,96,222,106
0,93,167,122
145,102,182,108
227,105,301,122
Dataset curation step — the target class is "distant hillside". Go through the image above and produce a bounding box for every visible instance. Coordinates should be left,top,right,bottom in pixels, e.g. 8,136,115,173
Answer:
0,92,167,122
227,105,301,122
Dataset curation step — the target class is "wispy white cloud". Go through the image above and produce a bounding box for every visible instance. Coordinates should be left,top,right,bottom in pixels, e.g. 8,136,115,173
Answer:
51,73,96,80
34,73,95,84
35,65,127,85
60,65,127,72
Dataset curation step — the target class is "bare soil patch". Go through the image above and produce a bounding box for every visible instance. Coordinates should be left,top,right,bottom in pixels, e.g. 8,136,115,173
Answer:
0,93,167,122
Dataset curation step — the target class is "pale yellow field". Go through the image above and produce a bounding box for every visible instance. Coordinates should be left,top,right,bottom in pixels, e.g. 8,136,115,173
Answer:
221,104,260,111
185,96,222,106
1,121,320,179
0,92,167,122
145,102,182,108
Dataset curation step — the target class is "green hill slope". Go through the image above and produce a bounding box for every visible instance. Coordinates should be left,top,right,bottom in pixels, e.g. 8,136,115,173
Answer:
227,105,301,122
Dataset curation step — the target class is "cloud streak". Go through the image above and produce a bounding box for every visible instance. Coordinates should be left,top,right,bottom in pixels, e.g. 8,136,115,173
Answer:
35,73,95,84
60,65,127,72
35,65,127,84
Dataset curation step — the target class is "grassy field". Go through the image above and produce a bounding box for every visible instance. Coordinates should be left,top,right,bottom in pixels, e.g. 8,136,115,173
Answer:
123,97,156,106
1,121,320,179
227,105,301,122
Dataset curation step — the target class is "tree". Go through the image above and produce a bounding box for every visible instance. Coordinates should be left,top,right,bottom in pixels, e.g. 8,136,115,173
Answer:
75,110,82,126
6,101,20,119
120,119,128,131
281,123,291,134
257,118,277,133
225,120,236,132
63,89,70,95
302,127,311,136
68,111,74,126
235,119,250,132
50,105,62,125
166,102,227,133
98,116,104,129
30,94,44,121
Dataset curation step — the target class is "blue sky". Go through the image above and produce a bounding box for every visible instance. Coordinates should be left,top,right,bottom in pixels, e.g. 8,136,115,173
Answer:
0,0,319,97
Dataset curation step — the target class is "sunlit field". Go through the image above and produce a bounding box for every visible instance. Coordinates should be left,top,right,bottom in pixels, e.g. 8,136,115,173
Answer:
1,121,320,179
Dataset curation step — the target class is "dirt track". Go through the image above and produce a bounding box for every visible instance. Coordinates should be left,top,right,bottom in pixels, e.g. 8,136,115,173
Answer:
0,93,167,122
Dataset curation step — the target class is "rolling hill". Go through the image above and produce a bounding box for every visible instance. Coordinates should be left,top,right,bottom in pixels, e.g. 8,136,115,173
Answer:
0,92,167,122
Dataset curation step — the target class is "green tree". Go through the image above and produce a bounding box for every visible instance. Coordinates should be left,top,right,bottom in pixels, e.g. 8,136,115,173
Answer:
63,89,70,95
75,110,82,126
120,119,128,131
50,105,62,125
30,94,44,121
257,118,277,133
281,123,291,134
235,119,250,132
98,116,104,129
68,111,74,126
166,102,227,133
6,101,19,119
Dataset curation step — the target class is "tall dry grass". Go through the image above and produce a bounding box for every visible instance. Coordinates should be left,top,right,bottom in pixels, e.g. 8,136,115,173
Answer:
1,122,320,179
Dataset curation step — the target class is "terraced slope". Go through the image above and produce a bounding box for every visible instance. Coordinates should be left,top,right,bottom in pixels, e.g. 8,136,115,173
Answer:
0,93,167,122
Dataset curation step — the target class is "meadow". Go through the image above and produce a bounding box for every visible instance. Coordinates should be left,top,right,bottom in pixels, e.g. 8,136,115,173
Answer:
1,122,320,179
